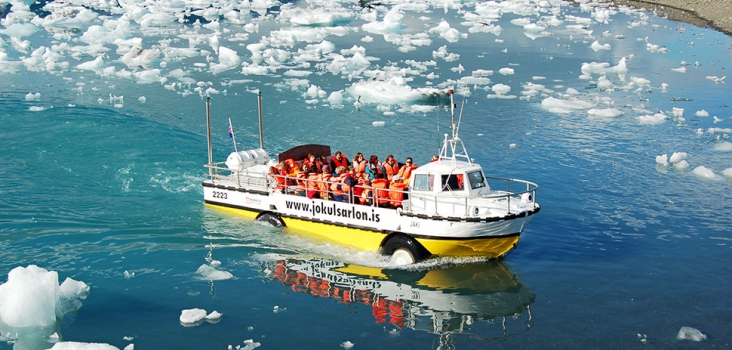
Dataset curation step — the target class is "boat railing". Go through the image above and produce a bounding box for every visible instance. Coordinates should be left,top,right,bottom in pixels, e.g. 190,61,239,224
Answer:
204,162,268,189
265,173,538,217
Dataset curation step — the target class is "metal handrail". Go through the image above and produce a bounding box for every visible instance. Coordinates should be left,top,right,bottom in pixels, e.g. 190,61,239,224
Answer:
204,168,538,218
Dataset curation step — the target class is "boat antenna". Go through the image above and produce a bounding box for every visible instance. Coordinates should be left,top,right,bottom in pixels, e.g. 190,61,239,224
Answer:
257,90,264,149
438,89,472,165
436,94,440,151
455,95,466,137
206,97,213,177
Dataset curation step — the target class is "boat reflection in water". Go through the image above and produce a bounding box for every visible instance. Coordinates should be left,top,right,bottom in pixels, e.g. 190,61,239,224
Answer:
261,256,535,346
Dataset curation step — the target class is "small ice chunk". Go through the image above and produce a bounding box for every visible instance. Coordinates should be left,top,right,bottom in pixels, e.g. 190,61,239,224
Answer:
674,160,689,170
138,96,146,103
588,108,623,118
713,142,732,152
696,109,709,117
669,152,687,163
590,41,611,51
692,166,715,180
372,121,385,127
722,168,732,178
195,264,233,281
49,342,120,350
638,113,667,125
123,344,134,350
25,92,40,101
677,326,707,341
340,341,354,349
29,106,45,112
499,67,514,75
206,310,222,321
180,308,207,324
655,154,668,166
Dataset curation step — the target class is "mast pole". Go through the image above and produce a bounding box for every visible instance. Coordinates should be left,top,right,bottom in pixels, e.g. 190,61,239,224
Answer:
206,97,213,177
258,90,264,150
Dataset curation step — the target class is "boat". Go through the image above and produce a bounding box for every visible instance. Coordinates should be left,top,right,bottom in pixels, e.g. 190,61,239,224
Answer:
260,255,535,343
202,90,540,264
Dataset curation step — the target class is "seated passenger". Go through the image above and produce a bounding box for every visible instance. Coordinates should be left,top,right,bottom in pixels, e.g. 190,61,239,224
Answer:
330,151,349,171
431,155,439,162
318,165,332,199
352,152,367,177
365,155,382,180
389,175,407,208
303,153,316,169
359,180,373,206
397,157,418,185
381,154,399,182
330,166,350,202
295,163,310,196
306,166,320,199
370,173,390,207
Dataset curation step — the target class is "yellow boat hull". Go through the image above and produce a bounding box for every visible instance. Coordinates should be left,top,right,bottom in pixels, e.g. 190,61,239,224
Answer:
206,202,521,259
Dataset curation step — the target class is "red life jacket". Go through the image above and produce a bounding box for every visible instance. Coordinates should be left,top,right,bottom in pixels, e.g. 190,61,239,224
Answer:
332,155,349,168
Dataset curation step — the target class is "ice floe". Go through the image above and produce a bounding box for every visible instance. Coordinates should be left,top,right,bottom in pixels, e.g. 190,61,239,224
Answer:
677,326,707,341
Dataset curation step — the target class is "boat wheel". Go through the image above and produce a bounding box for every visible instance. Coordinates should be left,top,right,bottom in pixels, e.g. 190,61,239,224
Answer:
256,212,285,227
381,235,430,265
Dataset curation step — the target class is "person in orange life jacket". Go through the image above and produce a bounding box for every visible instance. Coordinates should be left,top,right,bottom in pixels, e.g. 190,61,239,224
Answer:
358,177,373,205
318,165,332,199
431,155,439,162
352,152,367,176
381,154,399,181
305,165,320,199
268,165,286,192
397,157,417,185
314,154,328,173
370,172,390,207
330,166,355,202
365,154,382,180
388,174,408,207
302,153,317,168
330,151,349,171
295,163,311,196
353,172,369,201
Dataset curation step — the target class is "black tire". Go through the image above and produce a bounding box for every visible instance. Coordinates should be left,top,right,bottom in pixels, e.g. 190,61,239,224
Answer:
256,212,285,227
380,234,431,264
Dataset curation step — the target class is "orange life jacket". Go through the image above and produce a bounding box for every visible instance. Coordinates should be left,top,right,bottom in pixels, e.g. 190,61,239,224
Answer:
388,181,407,207
306,172,319,192
397,164,416,181
353,159,366,173
383,161,399,181
318,173,331,199
371,178,390,205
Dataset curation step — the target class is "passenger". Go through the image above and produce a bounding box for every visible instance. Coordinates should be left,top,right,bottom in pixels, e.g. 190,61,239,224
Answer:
330,166,351,202
352,152,367,176
370,173,390,207
353,172,369,202
365,155,382,180
381,154,399,182
359,180,373,205
301,153,315,170
268,165,286,192
315,154,330,173
330,151,349,170
318,165,332,199
295,163,310,196
306,166,320,199
397,157,418,185
431,155,439,162
389,175,407,208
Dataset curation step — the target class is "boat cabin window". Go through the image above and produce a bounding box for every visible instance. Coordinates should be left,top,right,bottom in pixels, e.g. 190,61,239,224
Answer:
412,174,434,191
440,174,464,192
467,171,486,190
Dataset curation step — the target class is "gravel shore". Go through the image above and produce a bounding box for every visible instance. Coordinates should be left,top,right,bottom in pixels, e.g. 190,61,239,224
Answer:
604,0,732,36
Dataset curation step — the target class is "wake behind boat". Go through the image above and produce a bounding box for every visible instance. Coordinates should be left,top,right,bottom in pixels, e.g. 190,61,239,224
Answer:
202,90,540,264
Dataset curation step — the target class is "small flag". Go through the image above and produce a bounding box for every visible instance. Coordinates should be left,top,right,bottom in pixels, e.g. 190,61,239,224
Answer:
228,120,234,138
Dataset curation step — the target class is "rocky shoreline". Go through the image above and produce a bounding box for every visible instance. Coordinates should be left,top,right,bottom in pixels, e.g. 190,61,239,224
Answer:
603,0,732,36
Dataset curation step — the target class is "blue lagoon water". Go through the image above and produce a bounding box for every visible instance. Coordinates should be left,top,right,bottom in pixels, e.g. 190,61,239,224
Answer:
2,1,732,349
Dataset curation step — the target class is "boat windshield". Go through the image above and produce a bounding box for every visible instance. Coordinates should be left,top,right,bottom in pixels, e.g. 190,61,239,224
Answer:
467,171,486,189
